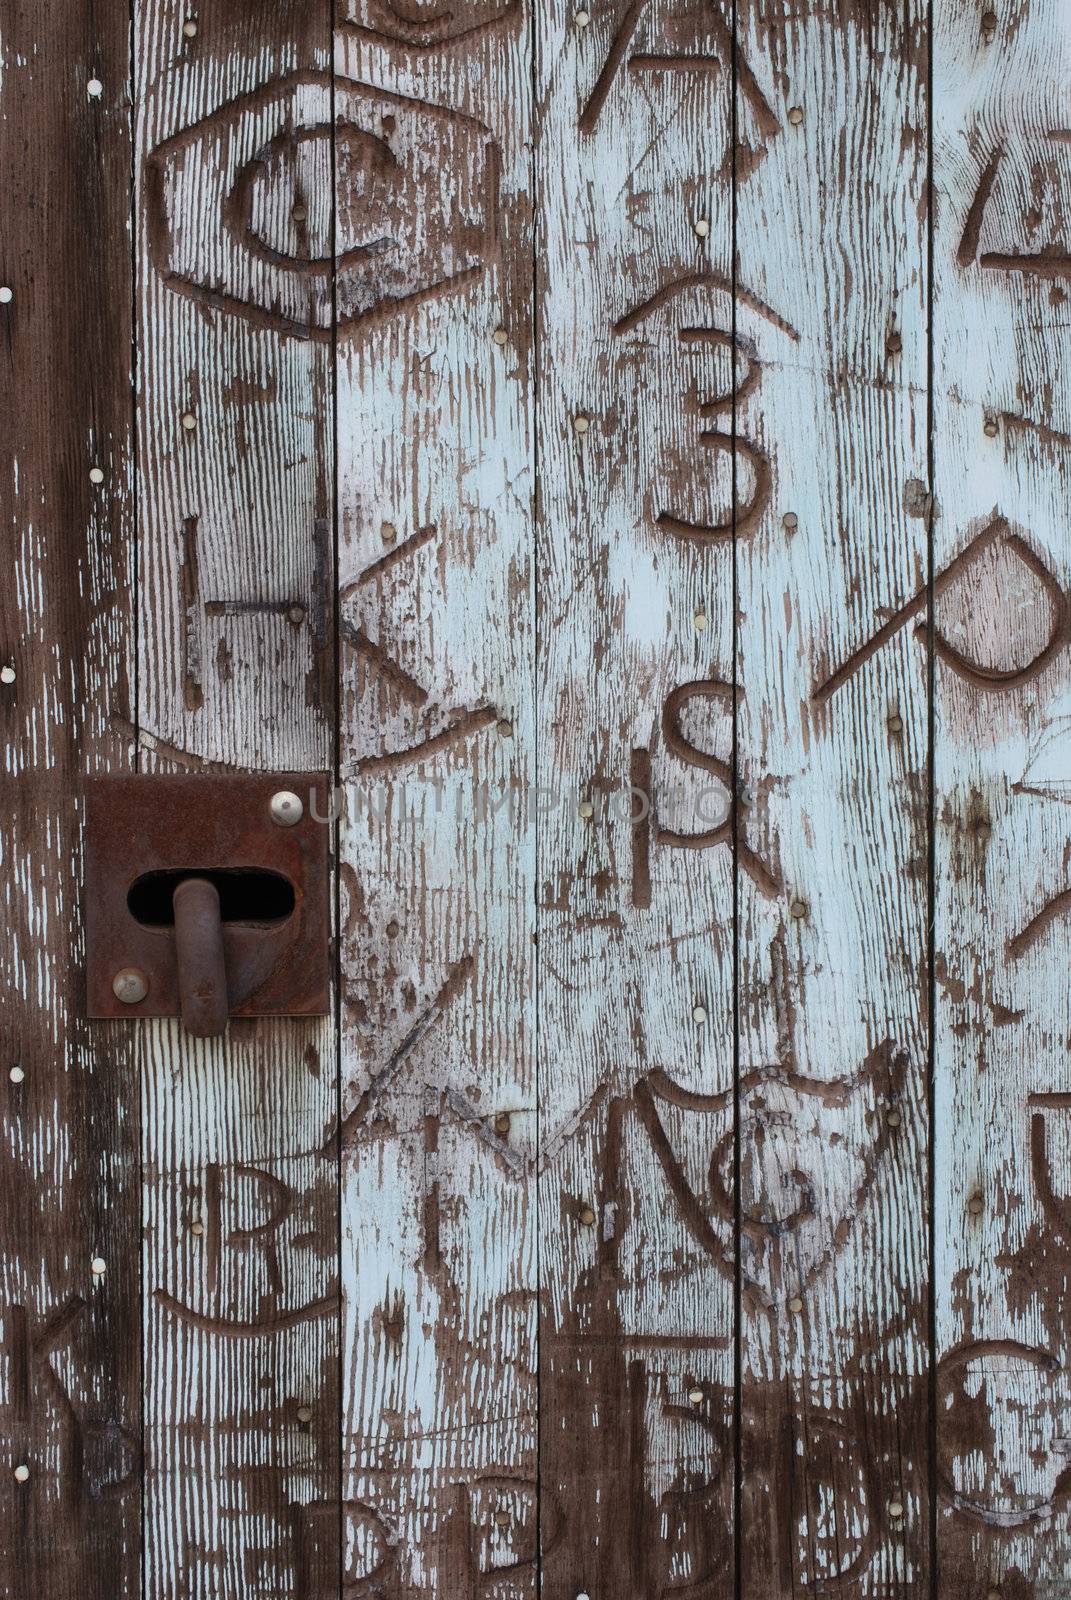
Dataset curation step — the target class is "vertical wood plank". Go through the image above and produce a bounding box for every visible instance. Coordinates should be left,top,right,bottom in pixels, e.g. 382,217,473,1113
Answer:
133,5,337,1594
932,1,1071,1592
0,1,140,1595
333,3,537,1590
733,3,930,1593
536,2,737,1591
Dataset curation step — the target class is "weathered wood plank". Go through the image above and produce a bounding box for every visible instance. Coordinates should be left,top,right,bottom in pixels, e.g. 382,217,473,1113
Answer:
333,5,537,1590
733,4,931,1593
133,6,338,1593
0,1,140,1594
536,2,737,1590
932,1,1071,1592
0,0,140,1587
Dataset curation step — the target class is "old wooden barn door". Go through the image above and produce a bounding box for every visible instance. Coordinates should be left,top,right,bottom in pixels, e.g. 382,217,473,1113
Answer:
3,0,1071,1593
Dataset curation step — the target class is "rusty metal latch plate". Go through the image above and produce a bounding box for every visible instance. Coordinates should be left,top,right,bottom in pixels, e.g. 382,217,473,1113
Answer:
85,773,330,1020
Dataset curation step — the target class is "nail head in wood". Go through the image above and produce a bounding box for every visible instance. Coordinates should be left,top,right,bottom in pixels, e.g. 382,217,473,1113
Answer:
0,665,15,685
887,1110,902,1127
579,1205,596,1226
13,1464,29,1483
968,1193,984,1216
692,1004,707,1023
296,1405,313,1423
694,218,710,238
112,967,149,1005
887,332,902,354
694,610,707,631
887,1499,904,1519
573,415,590,435
789,899,808,920
182,18,197,36
181,412,197,432
381,522,397,545
494,1509,511,1527
887,712,903,733
0,287,12,304
292,203,308,222
498,718,514,738
981,9,997,32
575,8,590,23
191,1221,204,1236
578,799,594,820
270,789,303,827
91,1257,106,1276
287,604,305,625
493,327,508,345
983,418,998,437
788,1295,804,1313
87,79,103,98
9,1066,24,1083
782,511,798,532
788,105,804,125
494,1112,511,1136
89,465,104,484
688,1387,704,1405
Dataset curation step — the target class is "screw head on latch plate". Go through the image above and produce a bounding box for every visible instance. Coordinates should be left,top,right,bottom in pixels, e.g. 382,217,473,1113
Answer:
269,789,303,827
112,967,149,1005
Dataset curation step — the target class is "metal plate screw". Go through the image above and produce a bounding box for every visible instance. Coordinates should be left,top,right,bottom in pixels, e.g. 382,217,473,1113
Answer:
112,967,149,1005
270,789,303,827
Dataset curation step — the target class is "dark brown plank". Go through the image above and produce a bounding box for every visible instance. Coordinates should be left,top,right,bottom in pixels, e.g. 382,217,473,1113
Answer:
0,2,140,1595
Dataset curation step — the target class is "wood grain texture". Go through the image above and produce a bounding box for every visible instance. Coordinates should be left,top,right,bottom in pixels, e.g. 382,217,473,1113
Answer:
333,5,537,1592
133,3,338,1594
0,0,141,1594
932,1,1071,1592
733,4,932,1594
536,2,737,1592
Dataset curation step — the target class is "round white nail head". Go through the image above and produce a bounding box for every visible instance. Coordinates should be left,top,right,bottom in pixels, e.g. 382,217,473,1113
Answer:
14,1464,29,1483
0,287,12,304
9,1066,25,1084
270,789,303,827
1,665,15,685
91,1257,106,1276
87,79,103,98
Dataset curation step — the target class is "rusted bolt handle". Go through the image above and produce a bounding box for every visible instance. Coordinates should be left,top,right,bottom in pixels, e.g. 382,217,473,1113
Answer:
172,877,229,1038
